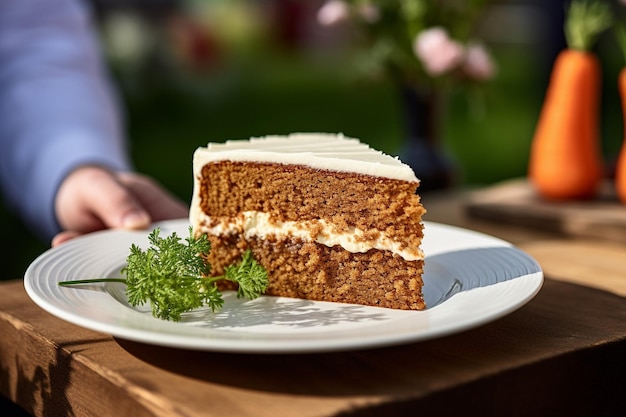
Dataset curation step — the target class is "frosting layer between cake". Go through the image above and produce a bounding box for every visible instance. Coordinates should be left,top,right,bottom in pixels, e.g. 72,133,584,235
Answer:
195,211,424,261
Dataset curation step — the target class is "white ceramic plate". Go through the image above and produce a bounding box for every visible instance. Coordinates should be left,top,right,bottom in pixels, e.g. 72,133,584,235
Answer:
24,219,543,354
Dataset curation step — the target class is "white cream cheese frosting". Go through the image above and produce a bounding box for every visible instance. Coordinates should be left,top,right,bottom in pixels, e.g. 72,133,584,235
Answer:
192,133,419,183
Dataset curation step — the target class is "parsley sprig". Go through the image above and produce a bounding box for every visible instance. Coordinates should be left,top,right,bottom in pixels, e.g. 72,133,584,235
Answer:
59,227,269,321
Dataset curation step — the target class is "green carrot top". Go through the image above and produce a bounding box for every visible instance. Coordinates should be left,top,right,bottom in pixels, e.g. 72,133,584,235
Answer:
565,0,613,51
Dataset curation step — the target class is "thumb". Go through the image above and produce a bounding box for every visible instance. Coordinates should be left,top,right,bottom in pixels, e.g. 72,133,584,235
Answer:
80,168,152,230
56,167,153,234
92,177,152,230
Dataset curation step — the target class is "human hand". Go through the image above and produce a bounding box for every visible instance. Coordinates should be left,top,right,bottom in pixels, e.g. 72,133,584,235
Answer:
52,166,189,247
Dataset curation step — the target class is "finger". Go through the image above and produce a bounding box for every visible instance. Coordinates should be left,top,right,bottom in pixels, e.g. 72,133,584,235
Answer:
51,230,81,247
82,170,152,230
116,172,189,221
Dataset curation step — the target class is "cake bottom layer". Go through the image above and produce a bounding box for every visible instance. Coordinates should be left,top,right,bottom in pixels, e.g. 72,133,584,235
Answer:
206,235,425,310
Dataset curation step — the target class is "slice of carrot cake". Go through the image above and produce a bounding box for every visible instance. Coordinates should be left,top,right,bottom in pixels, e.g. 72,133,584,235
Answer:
190,133,426,310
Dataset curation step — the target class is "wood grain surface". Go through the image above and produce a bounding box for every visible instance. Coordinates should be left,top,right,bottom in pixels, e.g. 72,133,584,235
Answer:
3,187,626,416
2,274,626,416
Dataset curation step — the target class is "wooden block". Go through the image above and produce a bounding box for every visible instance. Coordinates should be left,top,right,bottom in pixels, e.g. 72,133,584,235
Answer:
465,178,626,243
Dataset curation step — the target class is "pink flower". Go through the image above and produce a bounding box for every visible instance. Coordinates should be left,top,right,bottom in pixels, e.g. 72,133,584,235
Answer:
357,4,380,23
317,0,350,27
462,42,496,80
413,27,464,76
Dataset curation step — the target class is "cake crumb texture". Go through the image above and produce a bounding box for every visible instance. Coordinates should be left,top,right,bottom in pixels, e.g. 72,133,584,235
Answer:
208,235,426,310
194,154,426,311
198,161,426,247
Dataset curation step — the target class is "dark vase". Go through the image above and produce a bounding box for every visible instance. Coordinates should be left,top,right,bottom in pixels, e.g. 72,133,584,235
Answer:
398,85,456,192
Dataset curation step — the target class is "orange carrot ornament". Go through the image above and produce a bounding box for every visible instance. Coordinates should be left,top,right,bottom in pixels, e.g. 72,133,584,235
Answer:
528,0,612,200
615,24,626,204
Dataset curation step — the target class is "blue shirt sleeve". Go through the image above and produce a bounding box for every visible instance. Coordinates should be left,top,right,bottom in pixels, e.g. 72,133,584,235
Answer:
0,0,132,241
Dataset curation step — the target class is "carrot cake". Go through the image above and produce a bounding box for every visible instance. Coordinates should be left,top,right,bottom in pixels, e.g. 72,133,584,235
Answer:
189,133,427,310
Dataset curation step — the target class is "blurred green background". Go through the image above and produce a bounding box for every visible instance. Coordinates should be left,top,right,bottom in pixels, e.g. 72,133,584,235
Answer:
2,0,625,279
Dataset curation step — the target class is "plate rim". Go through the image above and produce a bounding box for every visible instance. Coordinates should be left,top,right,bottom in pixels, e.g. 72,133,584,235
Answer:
24,219,544,354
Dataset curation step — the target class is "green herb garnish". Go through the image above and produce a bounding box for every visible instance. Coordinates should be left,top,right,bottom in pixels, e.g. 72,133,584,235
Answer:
59,227,269,321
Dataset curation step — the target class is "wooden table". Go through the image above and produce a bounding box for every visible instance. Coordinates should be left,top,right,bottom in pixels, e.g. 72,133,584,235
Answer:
3,186,626,417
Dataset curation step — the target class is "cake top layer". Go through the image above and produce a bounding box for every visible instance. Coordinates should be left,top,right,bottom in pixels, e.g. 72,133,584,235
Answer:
193,133,419,183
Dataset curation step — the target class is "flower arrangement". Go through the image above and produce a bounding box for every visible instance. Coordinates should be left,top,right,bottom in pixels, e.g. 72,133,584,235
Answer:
316,0,497,90
316,0,497,190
